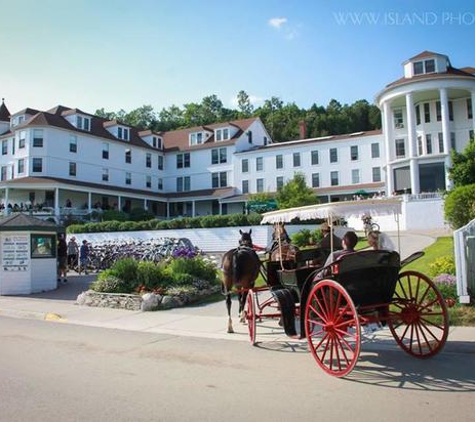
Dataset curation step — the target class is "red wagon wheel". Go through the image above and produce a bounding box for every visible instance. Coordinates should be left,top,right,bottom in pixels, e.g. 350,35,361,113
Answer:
389,271,449,358
246,290,257,346
305,280,361,377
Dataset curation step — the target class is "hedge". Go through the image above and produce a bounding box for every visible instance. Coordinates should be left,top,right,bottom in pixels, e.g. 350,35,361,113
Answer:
68,213,263,233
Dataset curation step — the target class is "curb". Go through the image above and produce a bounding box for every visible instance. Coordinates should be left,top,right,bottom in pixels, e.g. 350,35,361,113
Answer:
0,307,67,323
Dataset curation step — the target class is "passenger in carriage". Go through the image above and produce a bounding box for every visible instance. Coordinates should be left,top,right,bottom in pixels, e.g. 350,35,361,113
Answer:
315,231,358,279
367,230,395,251
317,222,342,251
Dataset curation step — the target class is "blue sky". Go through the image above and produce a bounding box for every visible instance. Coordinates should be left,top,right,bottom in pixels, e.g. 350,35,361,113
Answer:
1,0,474,115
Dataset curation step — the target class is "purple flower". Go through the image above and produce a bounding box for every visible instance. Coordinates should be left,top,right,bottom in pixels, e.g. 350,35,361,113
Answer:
433,273,456,286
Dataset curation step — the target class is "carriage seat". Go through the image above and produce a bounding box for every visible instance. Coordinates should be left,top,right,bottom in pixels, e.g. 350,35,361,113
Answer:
330,250,401,307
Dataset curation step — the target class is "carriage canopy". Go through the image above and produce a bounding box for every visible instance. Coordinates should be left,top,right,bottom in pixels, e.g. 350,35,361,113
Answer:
260,198,402,224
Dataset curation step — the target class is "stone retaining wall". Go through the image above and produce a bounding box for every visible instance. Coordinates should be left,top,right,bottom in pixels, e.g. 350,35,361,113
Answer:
76,285,221,311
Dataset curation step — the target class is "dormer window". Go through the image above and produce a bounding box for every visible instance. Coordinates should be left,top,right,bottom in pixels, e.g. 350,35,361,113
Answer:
76,115,91,131
190,132,203,146
118,126,129,141
215,128,230,141
152,136,163,149
413,59,436,75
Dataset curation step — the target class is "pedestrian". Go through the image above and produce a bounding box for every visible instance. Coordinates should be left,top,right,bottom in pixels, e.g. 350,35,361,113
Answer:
79,239,89,275
57,234,68,283
67,236,79,270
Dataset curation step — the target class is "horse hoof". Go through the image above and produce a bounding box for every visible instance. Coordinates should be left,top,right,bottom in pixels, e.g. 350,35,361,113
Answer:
227,328,234,334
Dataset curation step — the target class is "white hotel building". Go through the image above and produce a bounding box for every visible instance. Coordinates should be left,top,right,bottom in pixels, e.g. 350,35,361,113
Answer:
0,51,474,220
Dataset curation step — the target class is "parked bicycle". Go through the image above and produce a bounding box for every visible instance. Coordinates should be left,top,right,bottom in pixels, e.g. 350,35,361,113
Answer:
68,237,200,273
362,214,380,236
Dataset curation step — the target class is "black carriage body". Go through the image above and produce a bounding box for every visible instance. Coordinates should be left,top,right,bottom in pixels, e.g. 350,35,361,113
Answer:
329,250,401,307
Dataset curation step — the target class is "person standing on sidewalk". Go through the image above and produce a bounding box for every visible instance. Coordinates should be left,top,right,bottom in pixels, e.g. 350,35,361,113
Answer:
67,236,79,271
79,239,89,275
57,234,68,283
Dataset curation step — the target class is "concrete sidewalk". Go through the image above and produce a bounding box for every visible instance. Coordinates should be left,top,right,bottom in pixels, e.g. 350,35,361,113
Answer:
1,229,472,350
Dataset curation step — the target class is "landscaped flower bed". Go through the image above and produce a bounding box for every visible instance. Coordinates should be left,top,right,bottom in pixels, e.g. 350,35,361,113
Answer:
76,248,221,311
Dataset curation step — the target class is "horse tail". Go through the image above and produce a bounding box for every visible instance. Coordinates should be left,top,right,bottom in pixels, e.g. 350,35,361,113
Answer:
232,248,239,284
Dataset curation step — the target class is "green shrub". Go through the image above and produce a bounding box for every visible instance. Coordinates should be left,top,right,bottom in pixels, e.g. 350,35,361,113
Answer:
246,213,262,225
91,274,129,293
168,272,196,286
311,229,323,244
136,261,166,290
445,184,475,228
129,207,155,221
228,214,249,226
110,258,138,290
291,229,312,247
429,255,456,277
102,210,128,222
166,257,217,282
67,224,85,233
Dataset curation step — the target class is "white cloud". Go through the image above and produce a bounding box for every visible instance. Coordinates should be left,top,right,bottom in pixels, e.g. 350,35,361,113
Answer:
268,17,287,29
230,94,264,108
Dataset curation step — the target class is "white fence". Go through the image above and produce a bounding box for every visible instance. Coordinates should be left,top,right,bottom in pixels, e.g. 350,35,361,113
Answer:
454,218,475,304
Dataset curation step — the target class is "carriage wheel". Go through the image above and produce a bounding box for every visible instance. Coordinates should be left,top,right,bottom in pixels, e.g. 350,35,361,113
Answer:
246,290,257,346
389,271,449,358
305,280,361,377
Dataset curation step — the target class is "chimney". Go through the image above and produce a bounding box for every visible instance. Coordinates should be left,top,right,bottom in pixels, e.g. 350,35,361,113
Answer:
298,120,307,139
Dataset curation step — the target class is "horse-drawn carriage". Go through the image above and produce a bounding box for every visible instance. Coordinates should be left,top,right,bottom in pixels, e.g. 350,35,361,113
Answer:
223,199,449,378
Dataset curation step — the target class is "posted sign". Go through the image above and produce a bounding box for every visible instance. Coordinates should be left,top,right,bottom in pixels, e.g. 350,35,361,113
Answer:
2,235,29,271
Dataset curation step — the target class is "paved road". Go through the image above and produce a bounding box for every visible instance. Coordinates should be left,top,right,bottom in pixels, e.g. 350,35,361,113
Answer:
1,317,474,422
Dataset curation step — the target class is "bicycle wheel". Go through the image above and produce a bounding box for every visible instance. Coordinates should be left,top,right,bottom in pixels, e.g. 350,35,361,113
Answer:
371,222,380,231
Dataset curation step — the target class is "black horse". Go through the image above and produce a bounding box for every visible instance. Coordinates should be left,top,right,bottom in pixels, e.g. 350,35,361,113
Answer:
221,229,261,333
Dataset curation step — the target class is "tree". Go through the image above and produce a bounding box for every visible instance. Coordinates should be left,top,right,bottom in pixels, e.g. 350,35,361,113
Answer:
444,183,475,228
236,90,253,118
276,173,318,209
449,139,475,187
124,105,157,130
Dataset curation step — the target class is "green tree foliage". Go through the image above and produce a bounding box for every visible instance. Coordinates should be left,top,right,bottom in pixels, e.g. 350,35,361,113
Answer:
449,139,475,187
276,172,318,209
444,183,475,228
237,90,254,118
95,93,381,142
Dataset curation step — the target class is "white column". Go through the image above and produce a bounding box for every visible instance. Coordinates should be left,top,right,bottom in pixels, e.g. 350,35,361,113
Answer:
405,93,420,194
219,202,222,215
192,200,196,217
54,187,60,216
440,88,452,190
87,192,92,213
144,199,148,210
4,187,9,212
382,101,394,195
117,196,122,211
471,90,475,133
166,202,170,218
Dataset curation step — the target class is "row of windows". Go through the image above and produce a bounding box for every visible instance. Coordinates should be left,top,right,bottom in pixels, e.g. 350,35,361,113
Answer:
394,131,474,158
241,144,381,172
240,167,382,193
394,99,472,130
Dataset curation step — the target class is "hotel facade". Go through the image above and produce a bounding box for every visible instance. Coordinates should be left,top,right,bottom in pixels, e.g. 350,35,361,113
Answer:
0,51,474,220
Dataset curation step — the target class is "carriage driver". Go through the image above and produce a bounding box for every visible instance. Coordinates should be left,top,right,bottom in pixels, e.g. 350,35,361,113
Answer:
317,222,342,251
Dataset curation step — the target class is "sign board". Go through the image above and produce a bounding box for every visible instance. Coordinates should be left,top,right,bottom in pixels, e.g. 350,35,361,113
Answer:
2,234,29,272
247,200,278,213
